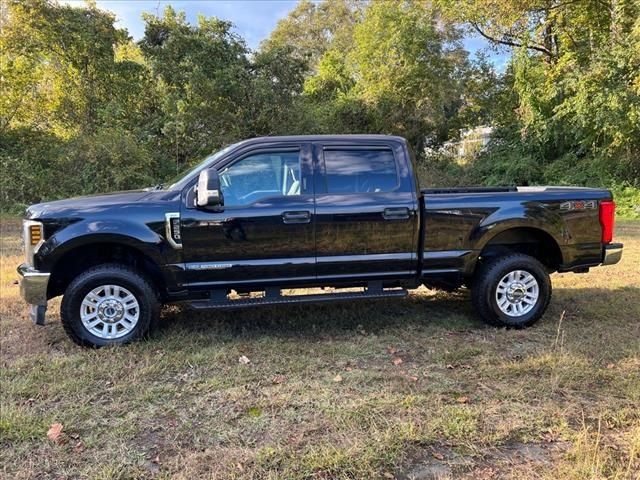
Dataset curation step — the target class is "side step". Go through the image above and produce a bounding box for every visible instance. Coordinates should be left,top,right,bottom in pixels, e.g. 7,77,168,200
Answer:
188,286,407,310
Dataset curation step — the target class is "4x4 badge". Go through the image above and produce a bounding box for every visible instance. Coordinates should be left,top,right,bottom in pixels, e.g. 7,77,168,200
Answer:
560,200,597,211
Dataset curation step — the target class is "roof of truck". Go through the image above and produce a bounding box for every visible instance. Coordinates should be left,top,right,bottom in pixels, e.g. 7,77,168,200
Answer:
243,134,407,143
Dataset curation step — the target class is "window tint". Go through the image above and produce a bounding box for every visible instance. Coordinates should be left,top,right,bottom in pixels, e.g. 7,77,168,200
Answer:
219,151,301,206
324,149,398,194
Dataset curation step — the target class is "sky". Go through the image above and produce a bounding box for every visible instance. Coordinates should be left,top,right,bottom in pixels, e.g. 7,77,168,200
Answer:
63,0,509,68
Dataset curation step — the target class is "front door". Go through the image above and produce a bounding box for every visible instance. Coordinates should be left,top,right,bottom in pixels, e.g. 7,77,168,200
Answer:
180,144,315,289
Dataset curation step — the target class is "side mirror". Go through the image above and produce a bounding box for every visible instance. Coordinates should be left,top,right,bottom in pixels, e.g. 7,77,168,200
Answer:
196,168,224,209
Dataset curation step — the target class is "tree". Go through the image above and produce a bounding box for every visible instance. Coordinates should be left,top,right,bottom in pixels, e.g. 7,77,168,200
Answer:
439,0,640,185
261,0,363,72
1,0,158,208
140,7,252,173
301,0,470,151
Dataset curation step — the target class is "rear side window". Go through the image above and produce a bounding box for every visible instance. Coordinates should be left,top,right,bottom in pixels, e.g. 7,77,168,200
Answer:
323,148,398,194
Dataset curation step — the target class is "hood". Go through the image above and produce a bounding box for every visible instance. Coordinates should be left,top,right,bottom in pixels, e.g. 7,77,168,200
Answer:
25,190,154,220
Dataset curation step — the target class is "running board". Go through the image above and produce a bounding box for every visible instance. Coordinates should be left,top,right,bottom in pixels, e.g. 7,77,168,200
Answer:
187,287,407,310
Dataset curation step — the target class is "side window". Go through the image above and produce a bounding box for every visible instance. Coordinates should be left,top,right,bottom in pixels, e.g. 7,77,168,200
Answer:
219,150,301,207
323,148,398,194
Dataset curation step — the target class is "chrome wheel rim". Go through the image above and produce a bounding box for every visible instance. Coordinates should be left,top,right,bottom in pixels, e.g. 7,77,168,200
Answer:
80,285,140,339
495,270,539,317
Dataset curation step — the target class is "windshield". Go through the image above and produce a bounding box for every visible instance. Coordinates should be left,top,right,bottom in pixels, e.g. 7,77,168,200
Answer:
168,142,240,190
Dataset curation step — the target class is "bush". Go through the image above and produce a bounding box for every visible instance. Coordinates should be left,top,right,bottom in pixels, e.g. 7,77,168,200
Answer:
611,183,640,219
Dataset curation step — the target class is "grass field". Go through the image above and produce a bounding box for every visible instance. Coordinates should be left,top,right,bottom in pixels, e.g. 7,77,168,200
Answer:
1,218,639,479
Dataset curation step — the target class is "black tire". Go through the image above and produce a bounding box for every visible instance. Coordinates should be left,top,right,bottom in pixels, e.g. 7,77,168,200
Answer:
471,253,551,328
60,264,160,347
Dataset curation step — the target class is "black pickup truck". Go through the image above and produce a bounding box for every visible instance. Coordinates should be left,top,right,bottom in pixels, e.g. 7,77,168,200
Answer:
18,135,623,347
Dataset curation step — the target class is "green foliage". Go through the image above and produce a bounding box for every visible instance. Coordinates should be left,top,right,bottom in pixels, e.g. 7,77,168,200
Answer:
0,129,64,213
261,0,362,68
1,0,639,218
1,1,310,209
434,0,640,217
300,0,474,151
611,183,640,218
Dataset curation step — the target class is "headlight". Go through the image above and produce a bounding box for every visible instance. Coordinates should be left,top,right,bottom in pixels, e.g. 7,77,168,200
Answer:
23,220,44,266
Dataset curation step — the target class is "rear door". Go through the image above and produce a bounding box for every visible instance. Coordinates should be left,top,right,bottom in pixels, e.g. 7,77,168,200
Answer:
313,141,419,281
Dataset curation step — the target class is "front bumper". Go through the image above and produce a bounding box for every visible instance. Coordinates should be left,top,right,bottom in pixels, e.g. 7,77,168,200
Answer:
17,264,50,325
602,243,623,266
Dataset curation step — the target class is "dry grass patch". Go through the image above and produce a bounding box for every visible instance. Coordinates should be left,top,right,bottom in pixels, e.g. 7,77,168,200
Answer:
1,218,639,479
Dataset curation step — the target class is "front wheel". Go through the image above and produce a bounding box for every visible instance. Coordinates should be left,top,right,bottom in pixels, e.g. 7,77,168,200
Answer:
471,253,551,328
61,264,160,347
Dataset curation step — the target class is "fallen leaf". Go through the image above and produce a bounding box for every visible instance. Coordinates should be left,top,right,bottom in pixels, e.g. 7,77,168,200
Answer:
432,451,445,460
272,374,285,384
333,374,343,382
446,364,455,369
408,376,418,382
73,441,85,453
456,396,469,404
387,346,397,355
345,366,353,372
47,423,64,444
392,357,403,366
238,355,250,365
383,472,395,479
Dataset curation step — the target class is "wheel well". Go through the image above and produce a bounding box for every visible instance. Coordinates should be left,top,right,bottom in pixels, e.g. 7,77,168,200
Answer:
479,227,563,271
47,243,166,299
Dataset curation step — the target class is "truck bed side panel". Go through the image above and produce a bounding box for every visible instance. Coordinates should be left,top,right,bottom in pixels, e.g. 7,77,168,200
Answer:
420,189,611,280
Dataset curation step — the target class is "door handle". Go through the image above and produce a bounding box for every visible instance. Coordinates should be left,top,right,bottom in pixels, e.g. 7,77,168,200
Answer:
282,210,311,224
382,207,411,220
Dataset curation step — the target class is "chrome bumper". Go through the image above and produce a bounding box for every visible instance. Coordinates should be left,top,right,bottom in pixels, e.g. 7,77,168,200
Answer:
602,243,623,266
17,264,50,325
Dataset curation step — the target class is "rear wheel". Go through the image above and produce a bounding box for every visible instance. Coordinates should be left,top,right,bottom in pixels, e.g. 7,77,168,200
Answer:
471,254,551,328
61,264,159,347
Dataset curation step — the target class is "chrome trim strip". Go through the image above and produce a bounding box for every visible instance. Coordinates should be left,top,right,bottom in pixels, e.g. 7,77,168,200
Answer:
165,212,182,250
185,257,315,270
185,276,317,287
316,252,415,263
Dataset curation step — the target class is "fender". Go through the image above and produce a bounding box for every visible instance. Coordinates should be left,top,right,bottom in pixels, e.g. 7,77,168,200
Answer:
461,201,566,275
36,218,170,273
472,201,566,253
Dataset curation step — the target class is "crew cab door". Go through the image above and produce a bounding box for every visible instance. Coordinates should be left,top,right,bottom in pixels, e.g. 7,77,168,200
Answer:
180,143,315,289
313,141,419,280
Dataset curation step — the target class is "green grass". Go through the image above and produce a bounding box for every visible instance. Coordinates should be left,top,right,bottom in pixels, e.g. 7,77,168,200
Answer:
1,219,639,479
